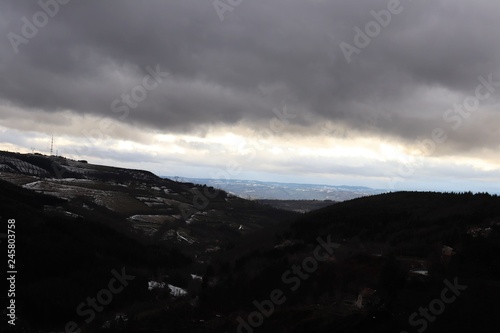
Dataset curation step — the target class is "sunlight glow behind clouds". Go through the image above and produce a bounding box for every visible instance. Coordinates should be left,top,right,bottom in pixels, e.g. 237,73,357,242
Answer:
1,115,499,192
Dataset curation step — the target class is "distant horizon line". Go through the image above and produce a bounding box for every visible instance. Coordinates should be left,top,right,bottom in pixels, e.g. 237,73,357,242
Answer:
161,175,500,196
160,175,382,190
1,149,497,196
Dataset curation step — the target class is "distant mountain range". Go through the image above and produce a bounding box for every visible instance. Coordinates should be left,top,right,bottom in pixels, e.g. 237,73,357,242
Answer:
167,177,386,201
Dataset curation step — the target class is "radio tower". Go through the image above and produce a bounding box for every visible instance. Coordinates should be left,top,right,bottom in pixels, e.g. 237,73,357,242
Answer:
50,135,54,156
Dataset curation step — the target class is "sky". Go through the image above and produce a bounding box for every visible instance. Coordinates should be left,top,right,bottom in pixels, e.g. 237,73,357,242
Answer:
1,0,499,193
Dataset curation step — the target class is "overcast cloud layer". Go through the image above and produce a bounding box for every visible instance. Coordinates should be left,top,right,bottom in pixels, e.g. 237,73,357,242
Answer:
1,0,499,192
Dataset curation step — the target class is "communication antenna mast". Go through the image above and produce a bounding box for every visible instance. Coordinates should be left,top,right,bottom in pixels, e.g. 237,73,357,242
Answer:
50,135,54,155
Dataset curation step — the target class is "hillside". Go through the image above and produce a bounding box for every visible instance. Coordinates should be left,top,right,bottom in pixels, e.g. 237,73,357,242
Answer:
0,151,298,254
0,151,298,332
2,151,499,332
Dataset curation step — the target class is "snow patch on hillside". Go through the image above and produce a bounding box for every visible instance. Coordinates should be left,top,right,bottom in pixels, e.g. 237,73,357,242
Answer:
168,284,188,297
148,281,188,297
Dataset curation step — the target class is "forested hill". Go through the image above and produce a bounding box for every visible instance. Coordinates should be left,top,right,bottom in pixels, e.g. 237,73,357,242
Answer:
293,191,500,254
195,191,500,333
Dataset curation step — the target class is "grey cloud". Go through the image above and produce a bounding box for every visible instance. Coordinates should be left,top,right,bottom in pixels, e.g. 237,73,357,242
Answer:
1,0,500,154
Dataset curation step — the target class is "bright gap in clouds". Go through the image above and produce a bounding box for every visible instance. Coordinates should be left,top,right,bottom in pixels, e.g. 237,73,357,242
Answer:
1,114,499,193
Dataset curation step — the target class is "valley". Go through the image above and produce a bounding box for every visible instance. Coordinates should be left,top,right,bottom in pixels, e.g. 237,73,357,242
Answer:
1,151,499,333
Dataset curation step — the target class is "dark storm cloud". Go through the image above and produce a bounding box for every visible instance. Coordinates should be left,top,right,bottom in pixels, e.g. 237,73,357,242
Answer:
1,0,499,151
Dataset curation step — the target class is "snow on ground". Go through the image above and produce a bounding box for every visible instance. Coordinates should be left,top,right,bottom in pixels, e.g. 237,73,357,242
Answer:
144,202,165,208
168,284,188,297
94,195,115,211
23,181,76,200
23,181,45,189
185,211,208,224
136,196,162,202
135,196,169,208
42,205,82,219
22,180,125,210
63,211,82,218
191,274,203,281
176,231,195,244
128,215,170,223
185,215,197,224
148,281,188,297
49,178,93,183
148,281,165,291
